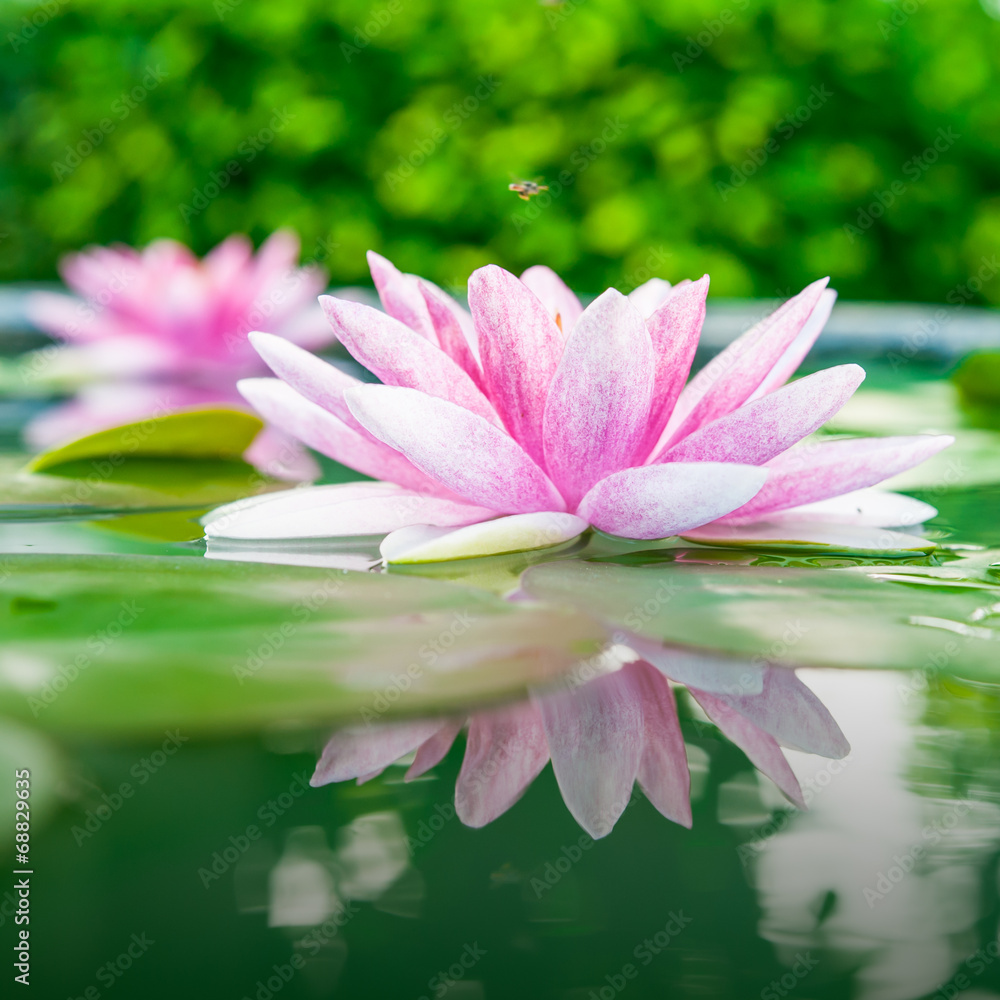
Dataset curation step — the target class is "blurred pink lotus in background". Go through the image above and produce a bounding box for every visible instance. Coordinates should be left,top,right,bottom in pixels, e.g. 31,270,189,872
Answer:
312,650,849,838
206,251,951,556
25,230,333,478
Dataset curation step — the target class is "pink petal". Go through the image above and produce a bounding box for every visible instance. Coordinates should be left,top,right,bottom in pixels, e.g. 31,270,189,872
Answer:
718,434,954,523
688,690,805,808
748,289,838,400
577,462,768,540
520,265,584,331
709,668,849,758
627,277,674,318
657,364,865,466
319,296,498,425
468,264,565,465
242,425,320,482
542,289,654,506
627,661,692,828
405,720,465,780
249,331,362,427
537,670,644,838
203,482,496,540
366,250,438,344
419,281,482,383
237,378,455,496
662,278,830,447
455,703,549,827
311,720,447,786
641,276,709,455
345,384,566,513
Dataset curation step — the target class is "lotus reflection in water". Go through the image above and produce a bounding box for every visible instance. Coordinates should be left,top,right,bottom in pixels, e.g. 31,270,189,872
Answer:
312,644,850,840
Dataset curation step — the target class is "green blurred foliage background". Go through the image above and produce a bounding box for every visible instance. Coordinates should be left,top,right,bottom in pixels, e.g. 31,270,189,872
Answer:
2,0,999,301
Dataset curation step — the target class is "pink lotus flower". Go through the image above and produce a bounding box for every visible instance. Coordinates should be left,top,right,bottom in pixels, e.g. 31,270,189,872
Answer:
312,651,849,838
206,252,951,556
25,231,334,479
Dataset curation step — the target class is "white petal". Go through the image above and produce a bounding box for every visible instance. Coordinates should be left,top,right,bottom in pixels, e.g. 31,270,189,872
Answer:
762,488,938,527
681,521,937,554
203,482,494,540
381,512,588,564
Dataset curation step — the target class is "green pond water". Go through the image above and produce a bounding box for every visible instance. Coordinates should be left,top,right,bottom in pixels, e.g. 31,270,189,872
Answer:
2,355,1000,1000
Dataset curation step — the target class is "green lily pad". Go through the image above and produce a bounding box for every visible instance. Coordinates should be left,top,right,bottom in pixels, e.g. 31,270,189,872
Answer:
0,555,604,736
0,454,288,521
25,408,264,472
521,549,1000,679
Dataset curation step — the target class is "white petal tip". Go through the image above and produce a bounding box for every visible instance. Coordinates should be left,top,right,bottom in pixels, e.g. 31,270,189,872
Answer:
382,513,588,565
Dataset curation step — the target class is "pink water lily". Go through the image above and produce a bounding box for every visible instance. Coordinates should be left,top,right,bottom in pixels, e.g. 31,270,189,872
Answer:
312,651,850,838
205,252,952,555
25,231,334,479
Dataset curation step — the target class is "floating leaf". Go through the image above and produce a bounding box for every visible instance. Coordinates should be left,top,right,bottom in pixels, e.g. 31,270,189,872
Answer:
0,555,605,735
25,408,263,472
0,454,288,521
521,550,1000,678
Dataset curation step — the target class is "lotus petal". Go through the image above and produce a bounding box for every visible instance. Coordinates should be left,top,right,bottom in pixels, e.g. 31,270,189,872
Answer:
456,703,549,827
578,462,768,540
345,385,566,513
381,512,588,564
